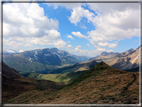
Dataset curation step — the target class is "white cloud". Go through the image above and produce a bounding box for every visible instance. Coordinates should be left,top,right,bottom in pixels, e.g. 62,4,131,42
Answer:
67,35,74,40
67,44,73,49
72,31,87,38
19,49,24,53
88,3,139,17
76,45,81,48
46,3,83,10
4,34,67,51
71,31,118,49
3,3,67,51
96,47,106,52
69,6,95,25
3,3,59,37
98,42,118,48
75,45,81,51
67,45,113,57
3,38,24,50
31,29,66,48
68,3,140,49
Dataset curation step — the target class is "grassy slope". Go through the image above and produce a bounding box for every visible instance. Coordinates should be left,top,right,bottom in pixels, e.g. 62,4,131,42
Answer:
36,71,86,83
23,71,86,83
3,55,49,73
6,62,139,104
21,60,98,83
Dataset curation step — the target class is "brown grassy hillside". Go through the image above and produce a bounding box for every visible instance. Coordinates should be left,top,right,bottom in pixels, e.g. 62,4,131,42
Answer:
2,62,65,103
5,61,139,104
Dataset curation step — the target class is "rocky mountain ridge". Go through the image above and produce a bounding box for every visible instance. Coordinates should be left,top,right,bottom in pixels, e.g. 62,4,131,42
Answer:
89,46,141,70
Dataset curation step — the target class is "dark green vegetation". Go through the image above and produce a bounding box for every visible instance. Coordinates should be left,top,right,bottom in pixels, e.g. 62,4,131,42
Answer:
36,71,86,83
3,54,49,73
21,72,40,79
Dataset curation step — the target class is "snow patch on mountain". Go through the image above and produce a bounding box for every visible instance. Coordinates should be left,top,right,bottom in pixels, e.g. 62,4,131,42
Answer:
34,50,38,60
6,49,18,53
28,57,32,62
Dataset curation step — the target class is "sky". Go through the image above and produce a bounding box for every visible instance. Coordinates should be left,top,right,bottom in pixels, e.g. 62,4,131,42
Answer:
2,1,140,57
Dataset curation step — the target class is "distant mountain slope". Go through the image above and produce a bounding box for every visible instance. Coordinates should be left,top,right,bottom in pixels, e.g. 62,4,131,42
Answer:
2,62,65,103
89,52,120,61
6,62,139,104
125,66,139,72
89,46,141,70
4,49,19,53
109,46,140,70
72,55,89,62
48,60,98,74
3,48,84,73
3,54,49,73
116,48,135,57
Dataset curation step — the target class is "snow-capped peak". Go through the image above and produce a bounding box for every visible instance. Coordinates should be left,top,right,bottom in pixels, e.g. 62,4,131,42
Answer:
5,49,18,53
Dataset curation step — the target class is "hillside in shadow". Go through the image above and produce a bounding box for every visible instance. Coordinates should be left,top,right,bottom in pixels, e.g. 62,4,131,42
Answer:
2,62,65,103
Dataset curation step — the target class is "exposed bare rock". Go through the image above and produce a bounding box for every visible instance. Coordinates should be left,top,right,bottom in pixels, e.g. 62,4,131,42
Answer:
89,45,141,70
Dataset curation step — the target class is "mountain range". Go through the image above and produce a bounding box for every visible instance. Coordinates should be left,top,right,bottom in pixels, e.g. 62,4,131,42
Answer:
89,52,120,61
89,45,141,70
3,45,141,79
3,61,139,104
3,48,89,74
